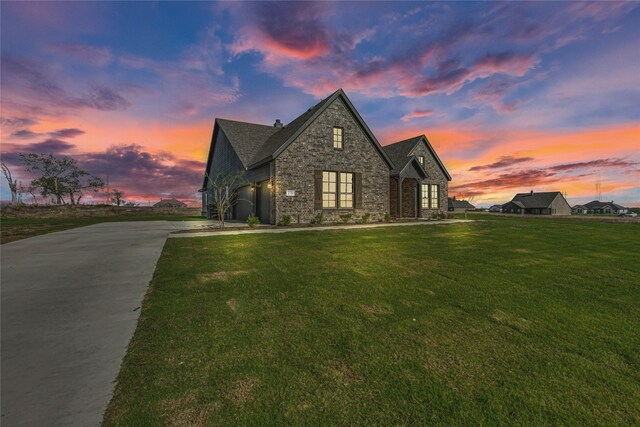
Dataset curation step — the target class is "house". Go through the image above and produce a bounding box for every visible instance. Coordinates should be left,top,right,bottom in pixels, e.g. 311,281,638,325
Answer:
382,135,451,218
583,200,628,214
571,204,588,214
489,204,503,213
201,89,395,224
502,191,571,215
154,198,187,208
448,196,475,212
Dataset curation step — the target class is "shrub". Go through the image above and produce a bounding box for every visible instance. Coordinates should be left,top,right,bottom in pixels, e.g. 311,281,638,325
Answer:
312,212,325,225
437,211,445,220
430,211,438,220
446,212,455,219
280,215,292,226
339,213,352,223
247,214,260,227
384,212,392,223
361,212,371,224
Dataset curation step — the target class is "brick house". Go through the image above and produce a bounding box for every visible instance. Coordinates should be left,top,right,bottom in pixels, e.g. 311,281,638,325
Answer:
201,89,395,224
382,135,451,218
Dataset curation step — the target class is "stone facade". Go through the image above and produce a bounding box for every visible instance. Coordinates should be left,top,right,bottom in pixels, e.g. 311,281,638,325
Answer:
273,98,390,224
410,142,449,217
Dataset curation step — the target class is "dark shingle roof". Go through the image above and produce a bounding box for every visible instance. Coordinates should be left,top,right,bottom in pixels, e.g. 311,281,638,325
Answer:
448,198,476,209
382,135,451,180
382,137,422,175
202,89,393,185
216,119,279,168
511,191,563,208
584,200,626,210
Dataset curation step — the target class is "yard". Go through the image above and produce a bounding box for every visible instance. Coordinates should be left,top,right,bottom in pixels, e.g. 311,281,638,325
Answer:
103,218,640,425
0,206,203,244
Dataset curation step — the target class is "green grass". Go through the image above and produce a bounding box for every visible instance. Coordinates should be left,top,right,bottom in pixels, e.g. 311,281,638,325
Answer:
104,218,640,426
1,214,204,244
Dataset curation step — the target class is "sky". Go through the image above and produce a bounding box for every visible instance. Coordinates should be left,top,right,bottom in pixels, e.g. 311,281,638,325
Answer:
1,1,639,207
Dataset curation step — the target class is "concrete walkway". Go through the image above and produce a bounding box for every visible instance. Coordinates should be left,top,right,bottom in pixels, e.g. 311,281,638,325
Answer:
0,221,209,427
169,219,472,238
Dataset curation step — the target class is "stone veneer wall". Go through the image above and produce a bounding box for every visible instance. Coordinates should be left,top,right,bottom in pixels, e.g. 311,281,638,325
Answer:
273,97,390,224
411,142,449,217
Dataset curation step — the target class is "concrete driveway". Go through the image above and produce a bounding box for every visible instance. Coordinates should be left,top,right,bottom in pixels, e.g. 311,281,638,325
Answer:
0,221,211,427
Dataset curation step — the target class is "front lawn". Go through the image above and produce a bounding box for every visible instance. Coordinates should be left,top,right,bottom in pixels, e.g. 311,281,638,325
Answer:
104,218,640,425
0,213,204,244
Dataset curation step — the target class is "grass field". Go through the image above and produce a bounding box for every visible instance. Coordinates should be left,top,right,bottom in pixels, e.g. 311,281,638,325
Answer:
103,217,640,426
0,212,204,244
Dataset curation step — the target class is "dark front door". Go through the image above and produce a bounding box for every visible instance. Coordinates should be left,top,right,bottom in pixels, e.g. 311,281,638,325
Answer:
256,180,271,224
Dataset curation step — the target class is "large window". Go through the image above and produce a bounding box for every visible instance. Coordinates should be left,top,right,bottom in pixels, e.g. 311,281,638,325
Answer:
421,184,429,208
430,184,439,208
322,171,337,208
333,127,343,149
340,172,354,208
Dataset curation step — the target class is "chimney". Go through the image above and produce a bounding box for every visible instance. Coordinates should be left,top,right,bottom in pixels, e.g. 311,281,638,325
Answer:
530,190,534,196
274,119,283,128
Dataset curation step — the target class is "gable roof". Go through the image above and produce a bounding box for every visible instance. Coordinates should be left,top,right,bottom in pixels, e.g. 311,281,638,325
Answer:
448,198,476,209
249,88,393,168
382,135,451,180
217,119,279,168
584,200,626,210
511,191,564,208
202,89,394,188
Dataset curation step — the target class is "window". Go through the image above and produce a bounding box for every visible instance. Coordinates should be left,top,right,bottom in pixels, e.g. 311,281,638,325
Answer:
333,127,343,149
322,171,337,208
340,172,354,208
419,155,425,166
421,184,429,208
430,184,439,208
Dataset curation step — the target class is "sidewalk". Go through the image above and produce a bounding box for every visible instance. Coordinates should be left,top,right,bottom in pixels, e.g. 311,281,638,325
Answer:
168,219,473,238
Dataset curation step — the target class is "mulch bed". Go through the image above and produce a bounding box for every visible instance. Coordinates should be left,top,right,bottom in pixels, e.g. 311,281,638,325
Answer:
170,218,450,234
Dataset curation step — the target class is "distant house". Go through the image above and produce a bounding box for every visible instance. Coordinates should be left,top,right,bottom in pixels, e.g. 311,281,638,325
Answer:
583,200,628,214
154,198,187,208
448,196,476,212
489,204,503,213
571,205,589,214
502,191,571,215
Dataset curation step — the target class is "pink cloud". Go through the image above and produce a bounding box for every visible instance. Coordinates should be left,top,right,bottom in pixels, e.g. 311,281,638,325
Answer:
401,109,435,122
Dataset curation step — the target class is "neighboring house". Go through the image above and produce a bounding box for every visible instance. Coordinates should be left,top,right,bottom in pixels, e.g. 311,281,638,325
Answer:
489,204,503,213
201,89,394,224
502,191,571,215
448,196,476,212
154,198,187,208
571,205,588,214
382,135,451,218
583,200,628,214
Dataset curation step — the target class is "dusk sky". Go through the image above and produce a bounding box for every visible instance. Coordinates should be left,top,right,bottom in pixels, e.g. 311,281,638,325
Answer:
1,1,639,206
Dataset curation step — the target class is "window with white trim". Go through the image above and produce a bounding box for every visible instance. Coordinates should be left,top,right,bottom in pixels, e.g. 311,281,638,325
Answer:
333,127,343,149
322,171,337,208
421,184,429,209
419,155,425,166
430,184,439,208
340,172,354,208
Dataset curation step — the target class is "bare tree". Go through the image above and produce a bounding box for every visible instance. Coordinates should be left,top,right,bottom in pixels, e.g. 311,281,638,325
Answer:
1,162,19,204
20,153,104,205
110,189,125,206
205,170,247,228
